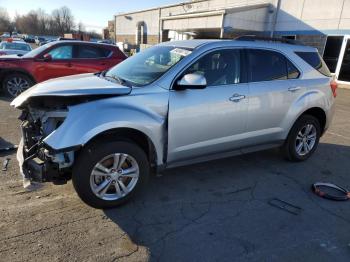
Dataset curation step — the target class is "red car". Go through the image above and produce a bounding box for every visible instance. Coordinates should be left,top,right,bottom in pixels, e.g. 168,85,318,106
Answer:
0,40,127,97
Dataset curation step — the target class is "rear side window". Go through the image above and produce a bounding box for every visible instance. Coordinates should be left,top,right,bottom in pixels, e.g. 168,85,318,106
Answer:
76,45,111,58
287,60,300,79
295,51,331,77
247,49,288,82
247,49,300,82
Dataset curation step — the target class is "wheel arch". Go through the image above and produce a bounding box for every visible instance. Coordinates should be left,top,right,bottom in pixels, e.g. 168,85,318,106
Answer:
0,68,36,87
82,127,158,169
299,107,327,134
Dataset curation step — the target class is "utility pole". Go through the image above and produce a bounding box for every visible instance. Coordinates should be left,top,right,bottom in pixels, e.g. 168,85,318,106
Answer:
270,0,282,37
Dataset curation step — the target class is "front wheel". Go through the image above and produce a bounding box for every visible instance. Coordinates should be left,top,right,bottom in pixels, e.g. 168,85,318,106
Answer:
282,115,321,162
72,140,150,209
2,73,34,97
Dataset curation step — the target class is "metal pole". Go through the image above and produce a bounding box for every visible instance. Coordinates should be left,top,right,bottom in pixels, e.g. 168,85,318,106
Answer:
270,0,282,38
220,12,225,39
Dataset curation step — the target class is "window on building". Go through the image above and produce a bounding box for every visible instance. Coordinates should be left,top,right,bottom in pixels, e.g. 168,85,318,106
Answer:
323,36,344,73
183,49,241,86
281,35,296,40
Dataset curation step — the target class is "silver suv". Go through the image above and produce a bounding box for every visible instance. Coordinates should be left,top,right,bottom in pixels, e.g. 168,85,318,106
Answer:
12,38,336,208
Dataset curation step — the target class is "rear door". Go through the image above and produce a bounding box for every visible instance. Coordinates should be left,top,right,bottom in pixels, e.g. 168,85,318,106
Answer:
71,44,115,74
243,48,302,149
167,48,249,163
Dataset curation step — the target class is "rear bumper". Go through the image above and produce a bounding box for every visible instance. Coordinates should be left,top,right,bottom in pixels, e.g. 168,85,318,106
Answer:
323,98,336,135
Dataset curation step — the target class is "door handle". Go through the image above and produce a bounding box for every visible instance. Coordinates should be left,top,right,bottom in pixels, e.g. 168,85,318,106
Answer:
229,94,246,102
66,63,73,67
288,86,301,92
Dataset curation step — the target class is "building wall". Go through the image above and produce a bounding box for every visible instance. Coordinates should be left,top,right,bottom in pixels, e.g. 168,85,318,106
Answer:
276,0,350,34
223,6,271,32
160,0,272,17
296,34,327,54
115,0,274,45
108,20,116,41
115,9,160,44
163,14,223,30
115,0,350,48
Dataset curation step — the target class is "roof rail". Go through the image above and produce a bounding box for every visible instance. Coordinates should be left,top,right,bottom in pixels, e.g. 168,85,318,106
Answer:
234,35,304,46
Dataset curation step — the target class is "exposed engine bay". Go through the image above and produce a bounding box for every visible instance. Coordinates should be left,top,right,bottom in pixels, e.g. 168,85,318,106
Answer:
19,106,74,183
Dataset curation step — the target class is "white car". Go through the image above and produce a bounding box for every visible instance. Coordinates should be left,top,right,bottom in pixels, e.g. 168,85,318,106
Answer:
0,40,32,56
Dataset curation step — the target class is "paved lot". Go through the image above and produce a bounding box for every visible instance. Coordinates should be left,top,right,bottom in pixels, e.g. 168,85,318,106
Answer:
0,89,350,262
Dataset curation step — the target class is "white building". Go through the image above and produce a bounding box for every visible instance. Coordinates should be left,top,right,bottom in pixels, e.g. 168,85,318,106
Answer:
115,0,350,82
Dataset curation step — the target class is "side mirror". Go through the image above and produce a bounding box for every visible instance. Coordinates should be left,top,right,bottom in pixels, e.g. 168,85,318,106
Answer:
175,73,207,90
42,53,52,62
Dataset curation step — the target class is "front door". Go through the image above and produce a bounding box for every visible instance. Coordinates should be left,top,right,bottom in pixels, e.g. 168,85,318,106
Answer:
35,44,77,82
167,48,249,163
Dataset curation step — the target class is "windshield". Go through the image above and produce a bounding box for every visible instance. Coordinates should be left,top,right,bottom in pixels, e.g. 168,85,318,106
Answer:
106,46,192,86
22,42,55,58
0,42,31,51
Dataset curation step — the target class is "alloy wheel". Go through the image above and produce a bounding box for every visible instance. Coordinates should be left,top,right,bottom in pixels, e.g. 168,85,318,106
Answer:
295,124,317,156
89,153,140,201
6,76,30,97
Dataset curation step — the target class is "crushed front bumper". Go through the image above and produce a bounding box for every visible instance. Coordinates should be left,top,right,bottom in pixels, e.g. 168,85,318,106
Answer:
17,138,63,183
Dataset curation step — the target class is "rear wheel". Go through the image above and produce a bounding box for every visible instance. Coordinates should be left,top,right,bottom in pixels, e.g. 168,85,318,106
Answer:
2,73,34,97
282,115,321,161
72,140,150,209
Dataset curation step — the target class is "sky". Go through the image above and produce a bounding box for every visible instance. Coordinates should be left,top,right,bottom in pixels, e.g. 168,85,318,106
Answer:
1,0,182,32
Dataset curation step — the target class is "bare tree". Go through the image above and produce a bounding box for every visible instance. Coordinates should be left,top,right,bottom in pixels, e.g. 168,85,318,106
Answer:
51,6,74,35
77,21,85,33
9,6,100,38
15,11,40,35
0,7,12,33
36,9,49,35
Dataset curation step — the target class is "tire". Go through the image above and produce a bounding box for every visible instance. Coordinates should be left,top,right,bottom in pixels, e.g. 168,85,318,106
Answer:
72,140,150,209
282,115,321,162
2,73,34,97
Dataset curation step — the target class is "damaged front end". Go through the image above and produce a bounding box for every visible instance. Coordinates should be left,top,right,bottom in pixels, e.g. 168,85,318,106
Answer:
11,73,132,186
18,107,75,184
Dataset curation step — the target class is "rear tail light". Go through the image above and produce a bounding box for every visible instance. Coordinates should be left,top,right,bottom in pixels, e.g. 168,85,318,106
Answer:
330,80,337,98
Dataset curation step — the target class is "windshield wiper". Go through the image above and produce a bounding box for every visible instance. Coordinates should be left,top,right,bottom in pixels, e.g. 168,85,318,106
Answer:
102,73,132,88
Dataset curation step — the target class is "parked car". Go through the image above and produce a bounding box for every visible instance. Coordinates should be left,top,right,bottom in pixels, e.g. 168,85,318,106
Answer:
39,39,56,46
11,38,336,209
98,39,115,45
0,39,32,56
35,36,46,45
23,35,36,43
0,40,127,97
0,32,11,41
57,37,77,41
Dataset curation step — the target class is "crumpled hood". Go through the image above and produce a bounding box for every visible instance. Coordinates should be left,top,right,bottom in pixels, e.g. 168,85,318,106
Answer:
11,73,132,108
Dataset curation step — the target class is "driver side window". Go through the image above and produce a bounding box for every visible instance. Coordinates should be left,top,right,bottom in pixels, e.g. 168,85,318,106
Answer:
48,45,73,60
184,49,241,86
